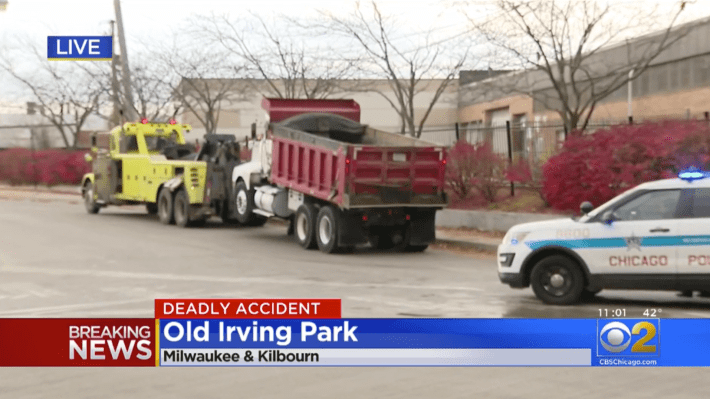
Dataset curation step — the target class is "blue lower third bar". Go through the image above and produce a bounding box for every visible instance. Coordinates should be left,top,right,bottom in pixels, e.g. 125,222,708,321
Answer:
160,348,591,367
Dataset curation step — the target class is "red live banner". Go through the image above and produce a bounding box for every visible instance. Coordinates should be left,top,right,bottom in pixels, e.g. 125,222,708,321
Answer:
0,319,155,367
155,299,341,319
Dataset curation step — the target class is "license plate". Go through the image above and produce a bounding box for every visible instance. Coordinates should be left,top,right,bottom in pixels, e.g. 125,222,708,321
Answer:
392,153,406,162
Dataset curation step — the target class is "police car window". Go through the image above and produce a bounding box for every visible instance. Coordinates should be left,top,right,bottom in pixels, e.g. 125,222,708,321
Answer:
613,190,681,221
692,188,710,217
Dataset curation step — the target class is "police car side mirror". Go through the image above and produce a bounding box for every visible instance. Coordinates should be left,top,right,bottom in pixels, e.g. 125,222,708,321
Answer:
580,201,594,215
601,210,616,225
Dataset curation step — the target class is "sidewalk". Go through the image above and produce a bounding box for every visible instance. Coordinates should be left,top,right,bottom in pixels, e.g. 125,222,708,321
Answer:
434,228,501,253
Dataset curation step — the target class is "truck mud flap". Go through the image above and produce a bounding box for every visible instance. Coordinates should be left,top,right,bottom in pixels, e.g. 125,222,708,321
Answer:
337,210,369,247
408,210,436,246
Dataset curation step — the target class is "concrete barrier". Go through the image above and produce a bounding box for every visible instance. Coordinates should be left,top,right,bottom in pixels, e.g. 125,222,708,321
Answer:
436,209,566,233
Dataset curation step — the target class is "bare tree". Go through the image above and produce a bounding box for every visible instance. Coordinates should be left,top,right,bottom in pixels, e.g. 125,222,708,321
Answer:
198,13,357,99
321,1,469,137
470,0,689,134
129,59,181,122
159,42,249,135
0,42,109,148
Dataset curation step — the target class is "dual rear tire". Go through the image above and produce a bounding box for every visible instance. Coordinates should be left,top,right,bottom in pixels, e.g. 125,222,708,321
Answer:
294,203,346,254
157,188,205,227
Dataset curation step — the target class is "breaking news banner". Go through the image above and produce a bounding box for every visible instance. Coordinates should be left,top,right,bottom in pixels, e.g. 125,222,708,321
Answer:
47,36,112,61
1,299,710,367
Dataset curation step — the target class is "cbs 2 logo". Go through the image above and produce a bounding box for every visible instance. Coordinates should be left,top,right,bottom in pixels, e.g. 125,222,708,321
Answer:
598,320,659,355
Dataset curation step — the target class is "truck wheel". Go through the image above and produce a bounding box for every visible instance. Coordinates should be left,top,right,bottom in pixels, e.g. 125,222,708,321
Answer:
219,200,240,225
530,255,584,305
316,206,341,254
146,203,158,215
83,181,100,214
157,188,174,225
234,181,267,226
173,189,192,228
295,204,317,249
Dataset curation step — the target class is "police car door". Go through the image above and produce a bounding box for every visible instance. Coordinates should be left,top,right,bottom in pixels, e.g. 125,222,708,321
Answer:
583,189,681,279
676,188,710,289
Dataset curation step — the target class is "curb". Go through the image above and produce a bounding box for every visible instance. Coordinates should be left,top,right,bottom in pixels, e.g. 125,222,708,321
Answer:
434,238,498,253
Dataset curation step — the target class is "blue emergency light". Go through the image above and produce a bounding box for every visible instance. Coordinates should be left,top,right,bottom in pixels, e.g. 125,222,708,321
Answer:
678,167,710,181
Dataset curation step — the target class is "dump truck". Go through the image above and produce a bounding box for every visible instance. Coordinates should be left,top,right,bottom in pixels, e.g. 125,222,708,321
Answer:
231,98,448,253
81,120,244,227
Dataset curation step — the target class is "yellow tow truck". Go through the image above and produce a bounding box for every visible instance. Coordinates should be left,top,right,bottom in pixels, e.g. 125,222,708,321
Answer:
81,120,244,227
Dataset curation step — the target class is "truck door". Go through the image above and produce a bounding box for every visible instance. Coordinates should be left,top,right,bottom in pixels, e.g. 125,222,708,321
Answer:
93,153,113,202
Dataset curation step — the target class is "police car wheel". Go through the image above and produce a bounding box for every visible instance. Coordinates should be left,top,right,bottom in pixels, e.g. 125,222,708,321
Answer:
530,255,584,305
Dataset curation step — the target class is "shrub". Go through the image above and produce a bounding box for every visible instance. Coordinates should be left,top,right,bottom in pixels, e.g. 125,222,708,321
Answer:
445,140,507,203
0,148,90,186
542,120,710,211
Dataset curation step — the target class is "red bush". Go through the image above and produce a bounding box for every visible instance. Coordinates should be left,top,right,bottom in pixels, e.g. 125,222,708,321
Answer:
542,120,710,211
445,140,507,203
0,148,91,186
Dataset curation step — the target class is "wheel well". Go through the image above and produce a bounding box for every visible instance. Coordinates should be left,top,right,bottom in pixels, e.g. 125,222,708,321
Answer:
520,247,590,288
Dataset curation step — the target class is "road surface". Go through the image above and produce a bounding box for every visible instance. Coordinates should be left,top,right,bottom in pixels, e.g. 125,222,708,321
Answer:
0,190,708,398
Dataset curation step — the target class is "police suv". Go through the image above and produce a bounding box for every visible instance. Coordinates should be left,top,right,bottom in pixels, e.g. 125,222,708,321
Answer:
498,169,710,305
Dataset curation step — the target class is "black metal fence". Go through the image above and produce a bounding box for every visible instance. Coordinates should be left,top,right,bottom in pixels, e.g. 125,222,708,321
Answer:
419,112,710,164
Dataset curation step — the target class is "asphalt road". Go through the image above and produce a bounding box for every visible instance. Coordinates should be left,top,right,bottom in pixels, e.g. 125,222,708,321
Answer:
1,190,709,398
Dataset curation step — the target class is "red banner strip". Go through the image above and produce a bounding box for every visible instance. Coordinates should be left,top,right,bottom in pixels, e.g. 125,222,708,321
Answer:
154,299,341,319
0,319,155,367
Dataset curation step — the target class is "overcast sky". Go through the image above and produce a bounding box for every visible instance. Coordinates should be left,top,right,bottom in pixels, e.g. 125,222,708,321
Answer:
1,0,709,109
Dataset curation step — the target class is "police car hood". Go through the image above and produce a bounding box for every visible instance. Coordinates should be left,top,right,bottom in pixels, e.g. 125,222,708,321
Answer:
508,218,577,233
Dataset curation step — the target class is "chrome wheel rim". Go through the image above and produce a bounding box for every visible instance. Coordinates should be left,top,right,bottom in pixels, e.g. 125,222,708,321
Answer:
543,268,571,297
84,186,93,209
296,212,308,241
236,190,247,215
319,215,332,245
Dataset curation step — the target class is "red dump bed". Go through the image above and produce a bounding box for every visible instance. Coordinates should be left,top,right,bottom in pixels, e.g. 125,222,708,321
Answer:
269,127,448,209
262,98,361,123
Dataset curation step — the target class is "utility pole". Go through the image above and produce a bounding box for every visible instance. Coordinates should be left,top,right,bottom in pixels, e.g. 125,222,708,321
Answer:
110,20,122,126
113,0,136,120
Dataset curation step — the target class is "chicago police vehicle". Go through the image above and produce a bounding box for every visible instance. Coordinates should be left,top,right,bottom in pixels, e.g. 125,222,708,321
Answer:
498,169,710,305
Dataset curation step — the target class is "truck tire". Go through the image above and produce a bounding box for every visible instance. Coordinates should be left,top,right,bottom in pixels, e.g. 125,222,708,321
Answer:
234,181,267,226
316,206,341,254
83,181,100,214
219,200,240,225
146,203,158,215
157,188,174,225
530,255,585,305
173,189,192,228
295,204,317,249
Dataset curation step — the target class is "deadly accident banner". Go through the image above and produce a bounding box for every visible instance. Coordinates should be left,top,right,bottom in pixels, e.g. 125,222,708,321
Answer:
0,299,709,367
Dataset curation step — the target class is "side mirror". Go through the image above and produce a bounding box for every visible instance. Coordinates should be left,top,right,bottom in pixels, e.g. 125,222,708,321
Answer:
601,210,616,225
84,153,93,163
580,201,594,215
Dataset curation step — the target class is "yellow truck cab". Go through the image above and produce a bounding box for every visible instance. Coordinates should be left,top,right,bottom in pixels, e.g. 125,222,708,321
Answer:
82,120,212,226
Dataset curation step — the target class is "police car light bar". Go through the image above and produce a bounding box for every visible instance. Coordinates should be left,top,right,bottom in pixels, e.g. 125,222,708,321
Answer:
678,167,710,181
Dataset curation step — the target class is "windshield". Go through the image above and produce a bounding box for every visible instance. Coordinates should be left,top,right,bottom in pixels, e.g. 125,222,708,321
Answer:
145,133,178,152
579,186,640,222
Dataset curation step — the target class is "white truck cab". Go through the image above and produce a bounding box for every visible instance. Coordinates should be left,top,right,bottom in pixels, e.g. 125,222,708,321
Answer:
498,169,710,304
